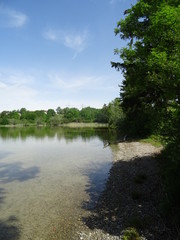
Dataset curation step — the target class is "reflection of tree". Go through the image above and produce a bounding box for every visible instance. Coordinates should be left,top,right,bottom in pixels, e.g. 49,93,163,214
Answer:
0,216,20,240
0,127,120,143
0,162,40,183
0,161,39,239
0,188,21,239
0,187,6,205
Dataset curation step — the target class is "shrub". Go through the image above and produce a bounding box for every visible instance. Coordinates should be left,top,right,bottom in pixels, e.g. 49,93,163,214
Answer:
122,227,141,240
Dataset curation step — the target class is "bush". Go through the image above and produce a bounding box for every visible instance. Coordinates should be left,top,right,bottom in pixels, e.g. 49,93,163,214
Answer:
159,140,180,227
122,227,141,240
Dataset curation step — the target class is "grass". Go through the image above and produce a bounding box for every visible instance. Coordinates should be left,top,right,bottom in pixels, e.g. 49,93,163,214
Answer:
126,215,150,230
59,122,108,128
139,135,163,147
122,227,141,240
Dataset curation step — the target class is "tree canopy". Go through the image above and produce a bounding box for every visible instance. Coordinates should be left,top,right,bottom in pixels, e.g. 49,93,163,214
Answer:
0,99,124,127
112,0,180,137
112,0,180,229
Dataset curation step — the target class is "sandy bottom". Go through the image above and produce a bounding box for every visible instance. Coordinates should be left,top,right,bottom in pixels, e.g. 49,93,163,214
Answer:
0,136,113,240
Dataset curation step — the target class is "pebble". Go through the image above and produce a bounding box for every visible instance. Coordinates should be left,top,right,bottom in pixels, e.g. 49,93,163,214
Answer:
76,142,176,240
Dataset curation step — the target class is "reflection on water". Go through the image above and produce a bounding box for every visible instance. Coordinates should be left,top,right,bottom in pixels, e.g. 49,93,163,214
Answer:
0,127,118,240
0,126,117,142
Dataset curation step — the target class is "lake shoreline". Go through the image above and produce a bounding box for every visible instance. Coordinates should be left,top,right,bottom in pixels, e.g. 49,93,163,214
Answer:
0,122,108,128
78,142,176,240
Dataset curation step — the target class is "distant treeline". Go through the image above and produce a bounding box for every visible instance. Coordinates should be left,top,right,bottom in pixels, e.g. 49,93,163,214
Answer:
0,98,124,127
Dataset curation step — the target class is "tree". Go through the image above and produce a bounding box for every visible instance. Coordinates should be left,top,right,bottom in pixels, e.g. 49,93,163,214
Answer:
0,111,9,125
56,107,63,115
80,107,99,122
34,110,46,125
112,0,180,136
112,0,180,229
96,104,109,123
63,108,80,122
46,109,56,123
108,98,124,127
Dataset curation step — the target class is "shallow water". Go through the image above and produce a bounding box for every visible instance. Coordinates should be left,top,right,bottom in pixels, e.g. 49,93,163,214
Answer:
0,127,117,240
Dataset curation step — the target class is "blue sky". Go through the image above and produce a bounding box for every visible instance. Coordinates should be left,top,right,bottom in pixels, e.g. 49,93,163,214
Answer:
0,0,135,111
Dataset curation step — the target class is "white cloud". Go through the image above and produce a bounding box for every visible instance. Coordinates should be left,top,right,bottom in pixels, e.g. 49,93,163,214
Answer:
9,10,27,27
43,29,57,41
48,72,118,97
0,69,119,111
109,0,115,4
109,0,127,4
0,6,28,28
0,70,38,111
0,81,7,89
43,28,88,56
48,73,92,90
64,30,88,52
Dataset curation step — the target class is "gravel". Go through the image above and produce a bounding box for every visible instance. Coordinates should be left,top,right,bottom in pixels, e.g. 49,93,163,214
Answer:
78,142,177,240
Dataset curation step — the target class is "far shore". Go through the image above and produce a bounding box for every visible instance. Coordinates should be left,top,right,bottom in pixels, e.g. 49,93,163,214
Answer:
0,122,108,128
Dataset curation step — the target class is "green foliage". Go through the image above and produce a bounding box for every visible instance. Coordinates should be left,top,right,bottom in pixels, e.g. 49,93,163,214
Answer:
122,227,141,240
159,140,180,226
46,109,56,121
0,102,119,126
140,135,163,147
127,215,150,230
80,107,99,123
0,116,9,125
112,0,180,137
108,98,124,127
96,104,109,123
63,108,80,122
95,99,125,127
112,0,180,233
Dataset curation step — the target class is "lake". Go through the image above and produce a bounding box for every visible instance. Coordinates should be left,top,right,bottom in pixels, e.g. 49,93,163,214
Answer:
0,126,118,240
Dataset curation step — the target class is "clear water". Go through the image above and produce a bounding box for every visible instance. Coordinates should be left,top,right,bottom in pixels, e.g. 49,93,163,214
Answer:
0,127,117,240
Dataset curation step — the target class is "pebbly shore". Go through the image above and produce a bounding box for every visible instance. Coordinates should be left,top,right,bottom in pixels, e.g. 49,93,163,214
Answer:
77,142,177,240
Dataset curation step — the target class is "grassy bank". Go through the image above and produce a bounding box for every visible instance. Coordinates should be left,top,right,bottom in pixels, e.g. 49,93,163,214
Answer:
0,122,108,128
59,122,108,128
139,135,163,148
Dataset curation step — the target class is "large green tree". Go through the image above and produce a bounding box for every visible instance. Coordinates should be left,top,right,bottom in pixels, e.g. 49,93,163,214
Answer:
112,0,180,136
112,0,180,228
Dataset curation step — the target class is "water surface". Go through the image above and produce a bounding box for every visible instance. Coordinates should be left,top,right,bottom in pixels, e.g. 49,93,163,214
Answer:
0,127,117,240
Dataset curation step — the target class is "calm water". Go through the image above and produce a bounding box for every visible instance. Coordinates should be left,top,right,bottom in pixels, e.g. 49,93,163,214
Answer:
0,127,118,240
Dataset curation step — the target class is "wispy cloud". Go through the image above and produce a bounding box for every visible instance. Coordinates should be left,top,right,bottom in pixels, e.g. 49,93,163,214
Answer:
109,0,115,4
43,28,88,57
48,73,92,91
0,68,119,111
0,5,28,28
0,70,38,111
64,31,88,52
43,29,57,41
48,72,117,93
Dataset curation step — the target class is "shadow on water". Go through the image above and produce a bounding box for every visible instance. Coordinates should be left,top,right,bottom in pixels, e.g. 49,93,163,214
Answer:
0,216,20,240
0,162,39,239
81,161,112,211
0,187,6,205
0,151,12,160
81,154,172,239
0,188,21,239
0,162,40,183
